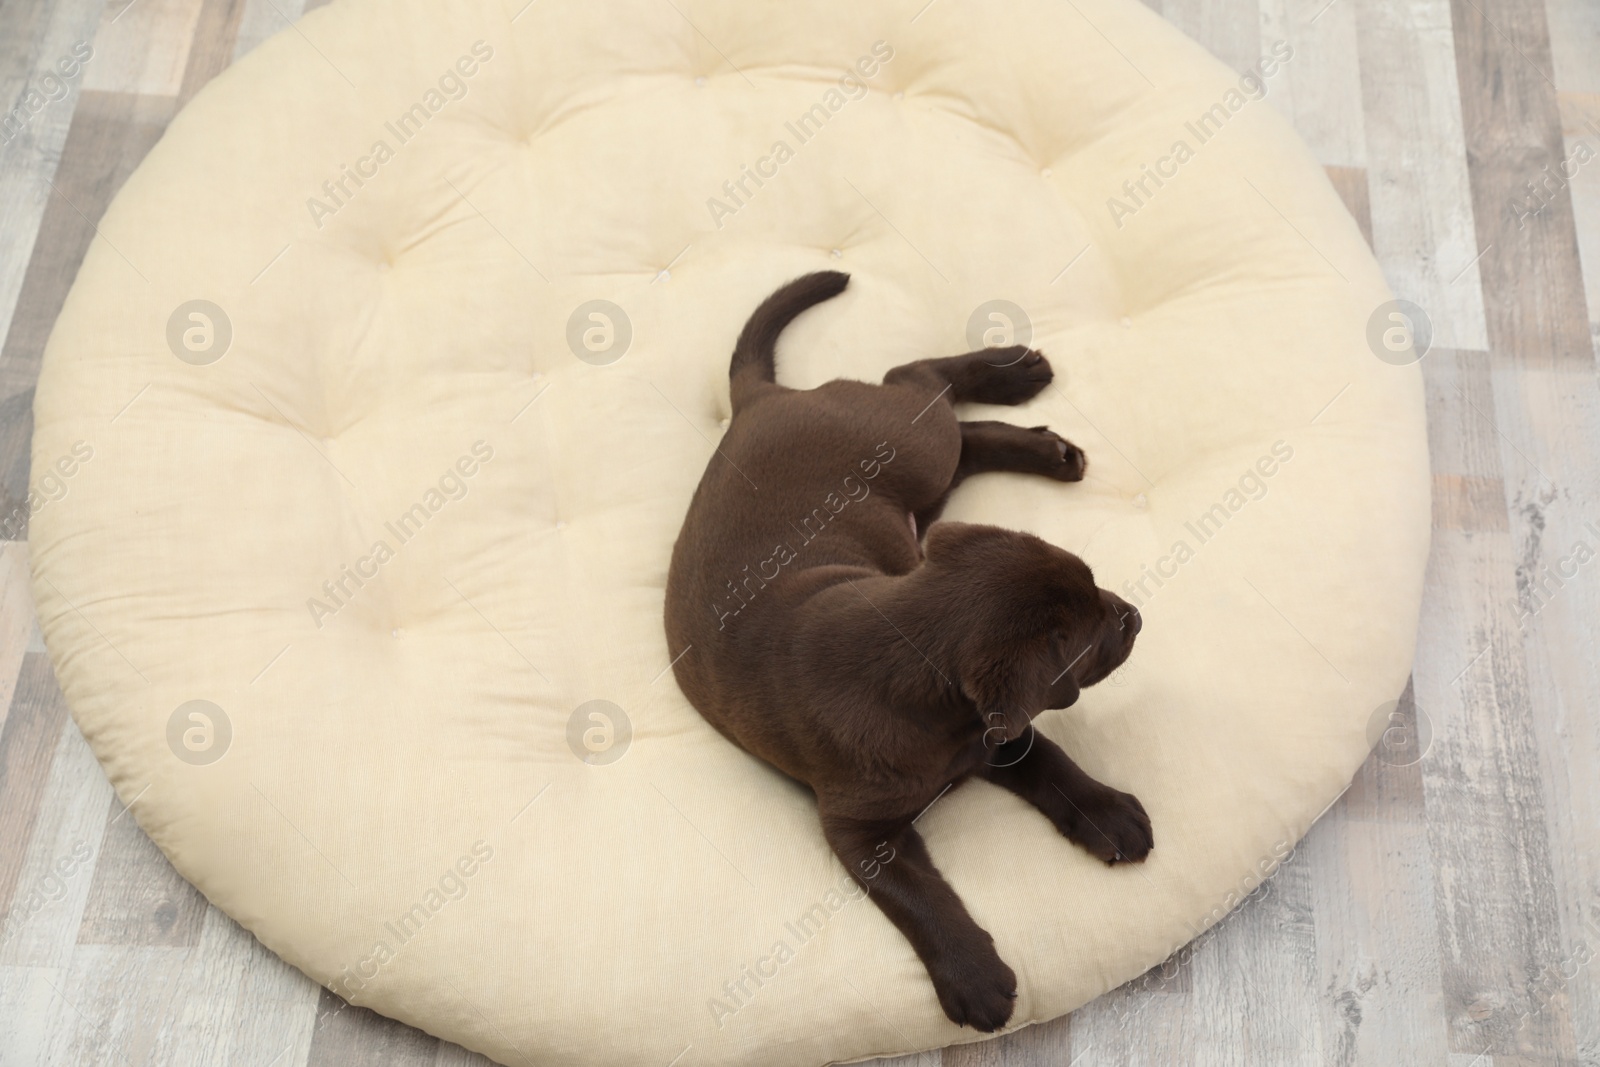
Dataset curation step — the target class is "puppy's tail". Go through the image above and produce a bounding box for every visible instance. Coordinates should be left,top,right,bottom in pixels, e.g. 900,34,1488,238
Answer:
729,270,850,414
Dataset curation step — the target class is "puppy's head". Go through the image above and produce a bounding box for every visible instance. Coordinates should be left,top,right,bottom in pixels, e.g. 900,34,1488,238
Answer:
922,522,1140,742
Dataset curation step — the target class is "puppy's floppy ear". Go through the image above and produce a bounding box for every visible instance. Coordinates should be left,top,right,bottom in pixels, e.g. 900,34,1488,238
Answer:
959,639,1077,743
930,521,1083,735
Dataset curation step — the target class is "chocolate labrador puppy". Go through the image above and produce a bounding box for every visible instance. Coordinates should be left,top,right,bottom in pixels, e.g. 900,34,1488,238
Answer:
664,271,1151,1032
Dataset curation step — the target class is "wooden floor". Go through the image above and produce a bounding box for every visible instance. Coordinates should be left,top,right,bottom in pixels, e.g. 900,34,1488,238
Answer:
2,0,1599,1062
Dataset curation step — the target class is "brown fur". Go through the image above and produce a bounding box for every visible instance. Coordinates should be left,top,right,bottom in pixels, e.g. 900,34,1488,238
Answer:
664,272,1151,1031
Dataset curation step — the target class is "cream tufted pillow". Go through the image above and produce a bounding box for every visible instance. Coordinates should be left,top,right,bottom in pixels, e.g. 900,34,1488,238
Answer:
30,0,1429,1063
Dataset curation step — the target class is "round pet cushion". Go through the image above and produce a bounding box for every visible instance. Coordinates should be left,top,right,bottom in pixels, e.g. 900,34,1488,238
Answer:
30,0,1429,1062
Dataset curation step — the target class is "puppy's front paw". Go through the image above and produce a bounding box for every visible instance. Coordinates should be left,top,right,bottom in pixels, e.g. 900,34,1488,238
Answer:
1026,426,1087,481
1060,786,1153,865
929,940,1017,1032
973,346,1053,405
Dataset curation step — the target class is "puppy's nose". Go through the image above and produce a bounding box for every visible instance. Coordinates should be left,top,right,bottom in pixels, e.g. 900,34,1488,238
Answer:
1103,591,1140,636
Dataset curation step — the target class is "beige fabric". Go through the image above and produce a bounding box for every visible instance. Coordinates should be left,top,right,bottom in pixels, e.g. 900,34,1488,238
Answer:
29,0,1429,1062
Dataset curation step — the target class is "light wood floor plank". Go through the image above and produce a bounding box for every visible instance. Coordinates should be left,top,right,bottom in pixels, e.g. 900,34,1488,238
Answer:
307,986,441,1066
1323,164,1375,249
0,964,63,1064
152,904,318,1066
0,542,36,730
0,653,71,932
1187,842,1324,1065
230,0,305,63
0,89,174,447
0,717,110,968
1354,0,1491,352
1556,93,1600,339
1259,0,1368,168
1451,0,1591,369
75,790,209,948
1432,473,1512,532
1160,0,1263,76
1414,349,1569,1060
0,0,106,362
1057,861,1305,1066
941,1013,1071,1066
175,0,246,105
1338,679,1426,823
1542,0,1600,94
27,944,191,1062
1307,780,1449,1067
0,392,31,542
1063,958,1197,1064
434,1039,501,1067
1,909,316,1064
1484,363,1600,1064
80,0,206,97
1453,2,1600,1063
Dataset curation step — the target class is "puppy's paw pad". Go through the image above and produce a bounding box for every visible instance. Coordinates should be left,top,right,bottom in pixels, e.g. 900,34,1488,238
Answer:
1050,436,1087,481
1025,426,1087,481
1063,788,1153,864
974,347,1053,404
932,951,1017,1032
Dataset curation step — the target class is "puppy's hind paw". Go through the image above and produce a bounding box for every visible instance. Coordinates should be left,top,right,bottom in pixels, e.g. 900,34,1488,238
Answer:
1026,426,1086,482
968,347,1053,405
